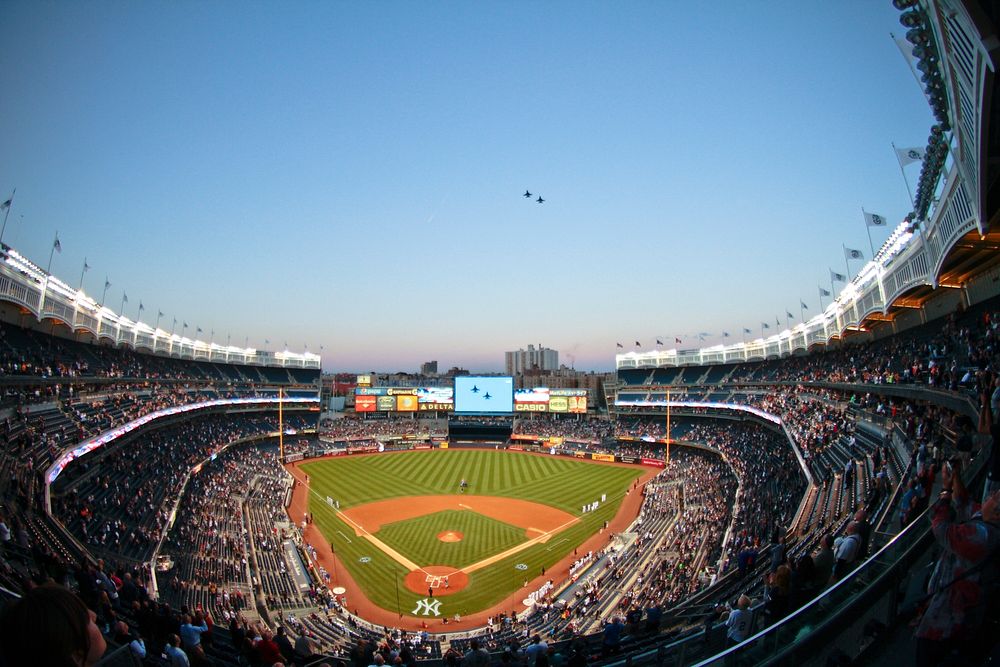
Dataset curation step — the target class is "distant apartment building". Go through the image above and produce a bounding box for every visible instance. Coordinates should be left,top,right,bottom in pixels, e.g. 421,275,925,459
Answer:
505,344,559,375
420,361,438,375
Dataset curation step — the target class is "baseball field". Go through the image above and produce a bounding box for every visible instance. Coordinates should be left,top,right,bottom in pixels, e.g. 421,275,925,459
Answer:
298,449,644,621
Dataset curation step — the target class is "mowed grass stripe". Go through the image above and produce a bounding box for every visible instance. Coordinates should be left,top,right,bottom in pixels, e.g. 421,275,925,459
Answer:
301,450,643,615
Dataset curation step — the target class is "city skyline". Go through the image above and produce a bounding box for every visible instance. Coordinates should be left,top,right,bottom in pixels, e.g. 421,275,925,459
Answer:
0,2,933,372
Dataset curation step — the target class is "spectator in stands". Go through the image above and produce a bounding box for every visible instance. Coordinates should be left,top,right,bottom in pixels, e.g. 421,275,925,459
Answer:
165,633,191,667
112,620,146,661
294,630,320,664
854,508,871,559
601,616,624,656
274,625,294,662
812,534,835,586
253,625,285,666
179,612,209,664
914,466,1000,666
831,522,862,583
462,638,490,667
725,595,753,648
0,583,107,666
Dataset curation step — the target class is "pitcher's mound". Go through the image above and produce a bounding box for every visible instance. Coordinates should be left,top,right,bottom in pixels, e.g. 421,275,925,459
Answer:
437,530,463,542
404,565,469,596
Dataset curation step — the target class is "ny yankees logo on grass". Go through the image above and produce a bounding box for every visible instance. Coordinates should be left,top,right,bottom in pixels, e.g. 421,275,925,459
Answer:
411,598,442,616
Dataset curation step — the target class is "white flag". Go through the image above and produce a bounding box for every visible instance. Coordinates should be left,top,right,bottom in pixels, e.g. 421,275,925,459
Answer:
864,211,888,227
895,146,925,168
844,247,864,260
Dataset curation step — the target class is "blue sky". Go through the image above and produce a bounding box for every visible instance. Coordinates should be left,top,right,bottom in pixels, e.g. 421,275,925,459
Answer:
0,1,932,373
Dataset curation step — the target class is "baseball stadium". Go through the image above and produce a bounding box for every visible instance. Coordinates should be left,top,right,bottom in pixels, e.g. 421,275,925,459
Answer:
1,2,999,667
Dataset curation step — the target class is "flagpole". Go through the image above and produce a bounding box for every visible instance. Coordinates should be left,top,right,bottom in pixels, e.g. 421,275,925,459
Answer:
842,245,852,281
818,288,825,312
665,388,670,464
101,278,111,307
45,232,59,274
78,258,88,291
0,188,14,246
800,301,805,324
862,208,877,258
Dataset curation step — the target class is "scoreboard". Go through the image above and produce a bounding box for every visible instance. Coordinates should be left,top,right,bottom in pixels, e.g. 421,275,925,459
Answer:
354,385,587,414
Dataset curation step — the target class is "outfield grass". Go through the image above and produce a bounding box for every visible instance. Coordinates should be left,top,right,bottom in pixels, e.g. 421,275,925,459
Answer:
301,449,641,617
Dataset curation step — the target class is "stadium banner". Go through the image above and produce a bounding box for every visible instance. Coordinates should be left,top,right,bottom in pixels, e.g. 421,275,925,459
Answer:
348,444,379,454
550,389,587,396
574,451,587,458
417,387,454,405
419,402,453,411
439,442,450,449
514,387,550,405
612,399,781,425
618,455,638,464
46,396,319,485
509,445,525,451
283,540,311,592
568,396,587,413
548,396,569,413
591,453,615,462
396,395,418,412
356,375,372,387
376,395,396,411
355,395,377,412
414,444,431,450
355,387,387,395
548,436,564,446
387,387,417,395
511,434,540,441
284,453,305,463
515,403,547,412
641,458,666,468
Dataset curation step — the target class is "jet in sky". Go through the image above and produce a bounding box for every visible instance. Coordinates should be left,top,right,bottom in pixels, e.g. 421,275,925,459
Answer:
471,385,479,393
536,196,544,204
523,190,532,198
484,392,491,400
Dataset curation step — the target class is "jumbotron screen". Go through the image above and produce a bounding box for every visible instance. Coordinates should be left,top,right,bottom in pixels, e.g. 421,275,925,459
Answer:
453,376,514,414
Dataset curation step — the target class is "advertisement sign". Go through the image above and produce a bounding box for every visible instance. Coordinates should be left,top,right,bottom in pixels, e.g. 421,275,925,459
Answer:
377,396,396,411
568,396,587,413
419,402,454,411
515,403,547,412
396,395,418,412
548,396,569,413
357,375,372,386
641,458,666,468
515,388,550,404
356,387,388,396
417,387,453,404
355,395,377,412
592,453,615,462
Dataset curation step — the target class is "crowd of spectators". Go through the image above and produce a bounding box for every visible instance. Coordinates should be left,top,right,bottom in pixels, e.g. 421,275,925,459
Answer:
512,416,613,442
52,413,308,563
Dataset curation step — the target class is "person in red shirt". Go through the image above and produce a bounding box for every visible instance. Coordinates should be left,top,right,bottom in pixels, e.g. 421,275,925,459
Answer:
253,625,284,666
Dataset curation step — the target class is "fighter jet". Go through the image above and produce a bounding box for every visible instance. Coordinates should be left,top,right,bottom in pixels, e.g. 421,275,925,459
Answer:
484,392,491,400
471,385,479,393
523,190,532,198
536,196,544,204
